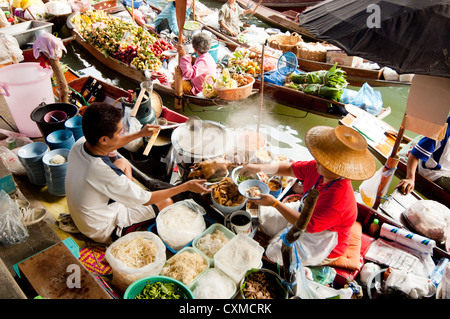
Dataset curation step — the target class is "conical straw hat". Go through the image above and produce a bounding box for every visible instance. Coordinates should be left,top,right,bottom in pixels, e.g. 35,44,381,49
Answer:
305,125,376,181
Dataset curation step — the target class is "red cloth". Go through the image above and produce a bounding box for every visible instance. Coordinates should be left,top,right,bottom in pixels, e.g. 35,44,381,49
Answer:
291,160,357,258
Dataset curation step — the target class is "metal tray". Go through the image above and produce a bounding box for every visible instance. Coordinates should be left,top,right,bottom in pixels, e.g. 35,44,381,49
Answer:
0,20,53,49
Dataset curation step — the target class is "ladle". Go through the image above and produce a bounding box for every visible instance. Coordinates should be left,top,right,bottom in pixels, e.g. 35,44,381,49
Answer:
185,115,201,131
131,80,152,117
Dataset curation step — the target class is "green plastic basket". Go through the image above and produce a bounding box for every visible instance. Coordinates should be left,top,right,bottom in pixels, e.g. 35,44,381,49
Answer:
123,276,195,299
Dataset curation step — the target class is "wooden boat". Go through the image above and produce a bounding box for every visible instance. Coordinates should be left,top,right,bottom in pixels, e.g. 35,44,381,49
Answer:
68,29,234,107
213,0,322,13
340,105,449,208
297,58,411,88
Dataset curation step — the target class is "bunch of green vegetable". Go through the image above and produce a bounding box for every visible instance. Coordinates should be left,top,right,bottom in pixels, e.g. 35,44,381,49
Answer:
288,63,348,102
134,282,183,299
290,63,348,89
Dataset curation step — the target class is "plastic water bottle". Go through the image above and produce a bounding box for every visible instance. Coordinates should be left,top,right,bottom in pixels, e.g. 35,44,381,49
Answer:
430,258,449,287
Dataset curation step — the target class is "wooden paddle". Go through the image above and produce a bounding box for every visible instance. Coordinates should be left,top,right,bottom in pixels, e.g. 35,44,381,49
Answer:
243,0,263,27
174,0,187,110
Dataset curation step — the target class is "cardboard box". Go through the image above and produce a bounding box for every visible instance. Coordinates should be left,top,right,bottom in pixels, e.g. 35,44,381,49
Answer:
326,50,363,68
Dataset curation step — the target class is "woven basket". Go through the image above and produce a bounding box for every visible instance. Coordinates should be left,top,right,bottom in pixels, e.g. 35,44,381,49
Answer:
267,32,303,53
296,47,327,62
214,76,255,101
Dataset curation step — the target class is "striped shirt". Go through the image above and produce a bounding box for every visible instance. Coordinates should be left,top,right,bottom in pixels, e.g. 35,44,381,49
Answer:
411,116,450,181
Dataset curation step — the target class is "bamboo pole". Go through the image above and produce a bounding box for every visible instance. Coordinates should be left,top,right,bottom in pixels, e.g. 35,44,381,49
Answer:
281,188,319,295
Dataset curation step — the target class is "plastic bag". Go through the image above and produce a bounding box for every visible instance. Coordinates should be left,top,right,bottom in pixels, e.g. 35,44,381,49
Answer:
44,1,72,15
341,82,383,116
121,107,144,152
67,0,92,12
0,190,29,246
105,231,166,292
0,146,26,176
403,200,450,243
156,199,206,251
359,167,383,207
0,34,24,64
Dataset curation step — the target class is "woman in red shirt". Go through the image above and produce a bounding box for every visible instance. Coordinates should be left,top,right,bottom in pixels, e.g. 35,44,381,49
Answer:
241,125,376,266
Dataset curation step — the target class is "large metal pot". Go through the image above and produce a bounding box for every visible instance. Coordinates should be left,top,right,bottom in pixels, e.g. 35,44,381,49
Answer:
171,120,231,180
182,20,201,40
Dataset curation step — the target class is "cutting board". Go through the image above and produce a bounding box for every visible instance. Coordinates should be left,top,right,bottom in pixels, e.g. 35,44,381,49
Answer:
18,242,112,299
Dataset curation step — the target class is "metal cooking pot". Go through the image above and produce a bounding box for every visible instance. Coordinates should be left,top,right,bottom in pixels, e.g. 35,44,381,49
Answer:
171,120,231,180
182,20,201,40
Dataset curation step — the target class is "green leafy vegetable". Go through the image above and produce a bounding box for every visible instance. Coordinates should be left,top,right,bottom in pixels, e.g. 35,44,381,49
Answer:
134,282,183,299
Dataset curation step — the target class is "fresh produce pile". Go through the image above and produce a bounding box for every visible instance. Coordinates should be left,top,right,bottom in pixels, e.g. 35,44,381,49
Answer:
149,38,177,60
227,50,261,76
70,12,162,71
286,63,348,102
134,282,183,299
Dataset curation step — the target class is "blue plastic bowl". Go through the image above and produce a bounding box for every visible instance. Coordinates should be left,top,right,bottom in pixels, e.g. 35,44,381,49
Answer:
238,179,270,199
124,276,194,299
64,116,83,141
42,148,70,166
46,130,75,150
17,142,49,162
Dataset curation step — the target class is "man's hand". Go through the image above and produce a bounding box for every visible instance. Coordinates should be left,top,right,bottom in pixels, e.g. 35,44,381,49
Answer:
139,124,160,138
396,178,415,195
184,179,211,193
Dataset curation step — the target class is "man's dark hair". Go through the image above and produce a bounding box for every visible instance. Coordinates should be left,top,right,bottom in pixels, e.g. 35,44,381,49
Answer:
82,102,123,145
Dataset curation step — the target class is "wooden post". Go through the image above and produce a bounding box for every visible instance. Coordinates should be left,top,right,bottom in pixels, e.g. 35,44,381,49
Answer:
281,188,319,295
174,0,187,110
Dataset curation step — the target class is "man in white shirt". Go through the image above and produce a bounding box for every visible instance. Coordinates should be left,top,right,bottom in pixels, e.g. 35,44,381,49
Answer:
65,103,210,243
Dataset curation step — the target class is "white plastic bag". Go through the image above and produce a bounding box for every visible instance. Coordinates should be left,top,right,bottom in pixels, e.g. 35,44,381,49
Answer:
105,231,166,292
156,199,206,251
0,34,24,64
359,167,383,207
403,200,450,243
0,146,26,176
121,107,144,152
0,190,29,246
44,1,72,15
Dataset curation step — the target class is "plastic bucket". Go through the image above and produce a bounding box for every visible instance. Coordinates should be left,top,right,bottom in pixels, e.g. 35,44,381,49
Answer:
30,103,79,139
209,41,219,63
0,63,55,137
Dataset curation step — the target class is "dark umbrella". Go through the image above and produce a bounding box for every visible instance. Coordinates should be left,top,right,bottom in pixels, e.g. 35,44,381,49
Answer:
299,0,450,77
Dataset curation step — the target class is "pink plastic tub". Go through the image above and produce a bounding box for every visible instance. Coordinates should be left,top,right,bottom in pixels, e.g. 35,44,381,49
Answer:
0,63,55,137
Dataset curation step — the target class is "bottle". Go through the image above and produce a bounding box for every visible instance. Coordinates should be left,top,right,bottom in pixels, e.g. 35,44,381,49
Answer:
126,90,134,103
88,84,102,103
82,79,97,98
430,258,449,287
368,218,380,237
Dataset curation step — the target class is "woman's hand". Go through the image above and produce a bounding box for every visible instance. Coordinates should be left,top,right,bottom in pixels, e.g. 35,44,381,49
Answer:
139,124,160,138
249,193,277,207
184,179,211,193
241,163,261,177
177,43,186,57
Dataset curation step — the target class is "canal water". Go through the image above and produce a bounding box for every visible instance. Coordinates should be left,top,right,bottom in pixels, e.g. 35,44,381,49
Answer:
59,0,417,196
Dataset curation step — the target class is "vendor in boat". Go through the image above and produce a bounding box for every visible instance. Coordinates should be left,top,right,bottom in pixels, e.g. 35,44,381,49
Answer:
218,0,253,37
65,102,210,244
396,115,450,195
175,32,217,95
154,0,192,36
241,125,376,266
